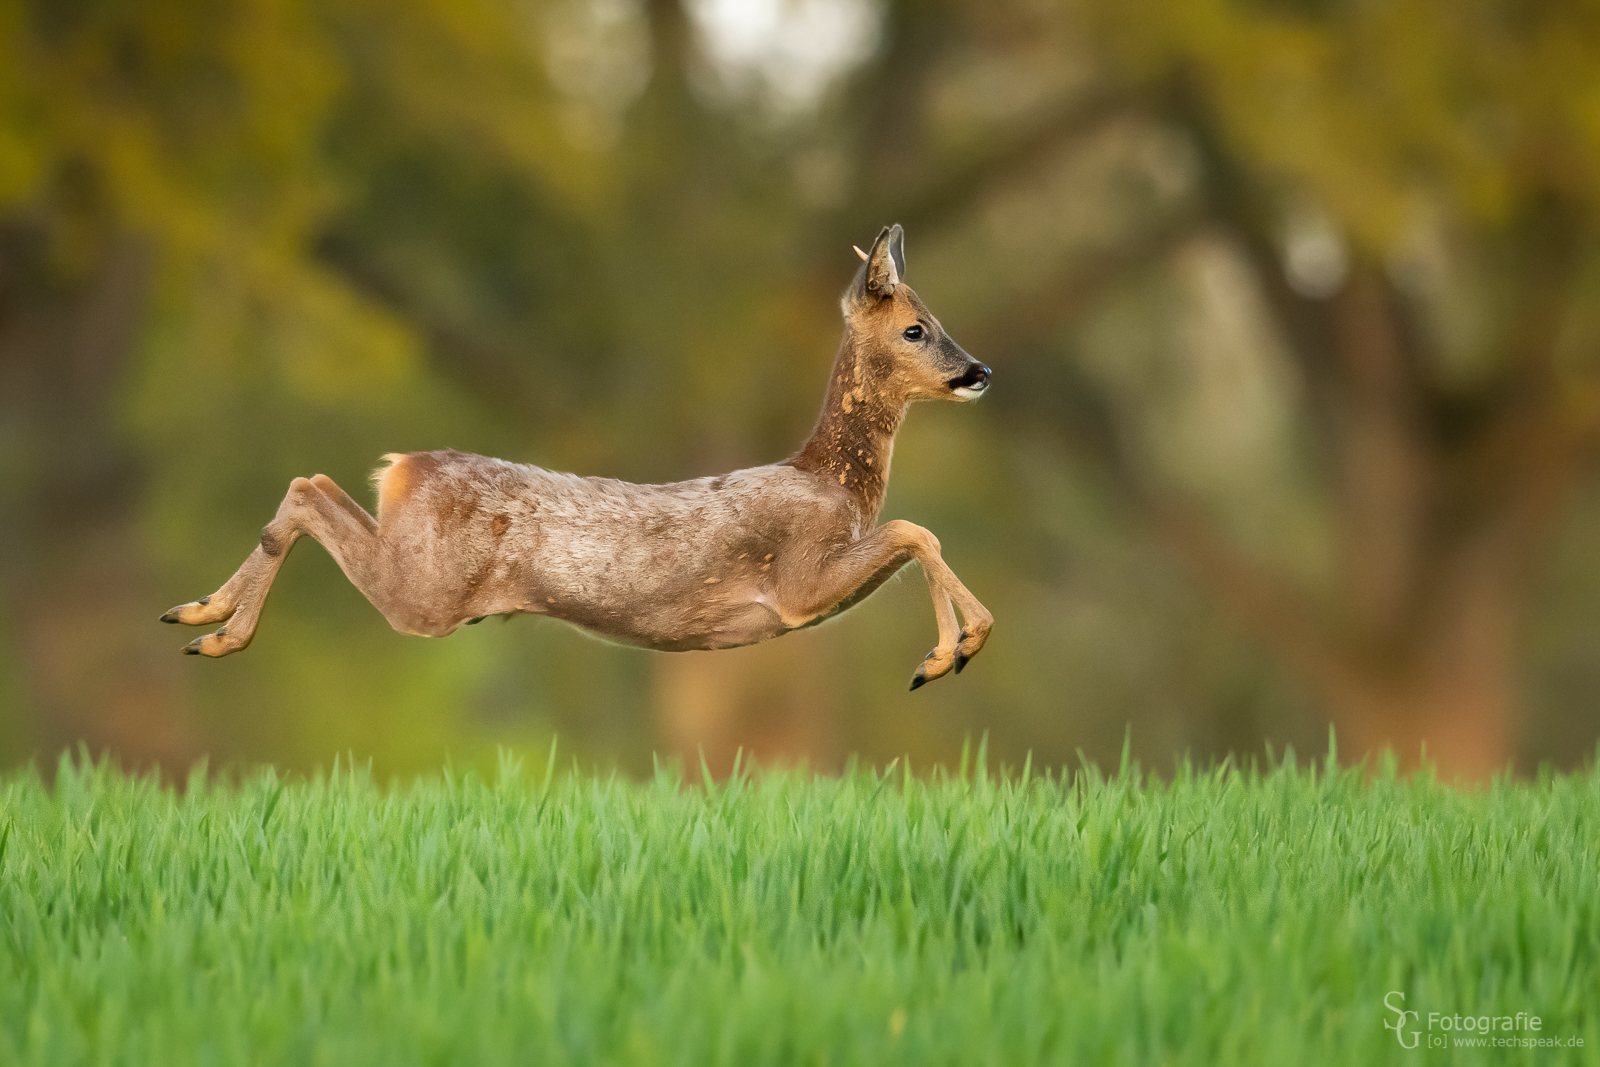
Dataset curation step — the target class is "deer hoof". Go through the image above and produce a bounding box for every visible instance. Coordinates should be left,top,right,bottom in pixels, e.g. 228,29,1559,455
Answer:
910,647,959,690
953,630,971,673
181,627,235,657
954,625,989,671
162,595,222,626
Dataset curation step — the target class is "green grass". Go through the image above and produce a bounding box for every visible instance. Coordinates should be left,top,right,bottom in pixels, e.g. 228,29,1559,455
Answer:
2,744,1597,1066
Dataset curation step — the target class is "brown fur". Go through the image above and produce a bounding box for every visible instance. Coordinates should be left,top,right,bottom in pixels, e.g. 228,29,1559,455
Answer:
162,226,994,688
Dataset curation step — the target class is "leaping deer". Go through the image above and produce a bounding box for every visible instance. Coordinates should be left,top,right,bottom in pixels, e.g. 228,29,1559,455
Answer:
162,225,993,689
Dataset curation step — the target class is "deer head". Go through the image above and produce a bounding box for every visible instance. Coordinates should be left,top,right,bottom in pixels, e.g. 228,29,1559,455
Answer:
842,224,991,403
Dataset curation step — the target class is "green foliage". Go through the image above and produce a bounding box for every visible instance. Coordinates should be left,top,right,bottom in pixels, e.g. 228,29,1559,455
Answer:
1099,0,1600,244
1,751,1596,1064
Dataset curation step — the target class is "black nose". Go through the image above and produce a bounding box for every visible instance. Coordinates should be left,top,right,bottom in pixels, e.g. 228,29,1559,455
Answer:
950,363,991,390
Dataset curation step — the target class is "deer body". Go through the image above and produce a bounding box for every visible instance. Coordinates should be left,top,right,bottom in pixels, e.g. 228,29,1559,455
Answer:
164,225,993,688
368,451,860,649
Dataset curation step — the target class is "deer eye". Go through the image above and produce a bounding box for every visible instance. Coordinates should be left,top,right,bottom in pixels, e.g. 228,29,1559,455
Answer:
903,325,924,341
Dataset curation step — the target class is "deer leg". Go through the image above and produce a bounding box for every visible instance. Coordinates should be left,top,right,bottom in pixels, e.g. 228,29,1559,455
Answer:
786,519,992,690
924,548,992,677
161,475,381,657
887,521,993,687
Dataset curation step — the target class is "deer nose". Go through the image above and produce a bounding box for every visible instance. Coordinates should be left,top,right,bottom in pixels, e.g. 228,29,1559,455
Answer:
949,362,991,394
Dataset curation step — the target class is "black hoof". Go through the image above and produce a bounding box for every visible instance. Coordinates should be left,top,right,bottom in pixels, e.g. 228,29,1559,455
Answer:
466,616,486,625
953,629,971,673
183,627,224,655
909,674,928,692
161,595,210,624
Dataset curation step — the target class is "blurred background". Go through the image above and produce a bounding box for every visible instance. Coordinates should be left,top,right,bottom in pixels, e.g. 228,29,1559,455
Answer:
2,0,1599,782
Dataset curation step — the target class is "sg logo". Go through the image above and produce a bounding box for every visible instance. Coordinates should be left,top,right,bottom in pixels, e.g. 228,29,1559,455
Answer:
1385,991,1421,1049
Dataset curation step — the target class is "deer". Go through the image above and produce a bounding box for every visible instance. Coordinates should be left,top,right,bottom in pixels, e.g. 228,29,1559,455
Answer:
161,224,993,689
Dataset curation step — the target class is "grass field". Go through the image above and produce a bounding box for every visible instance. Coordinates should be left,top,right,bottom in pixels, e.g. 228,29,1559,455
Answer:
2,744,1596,1066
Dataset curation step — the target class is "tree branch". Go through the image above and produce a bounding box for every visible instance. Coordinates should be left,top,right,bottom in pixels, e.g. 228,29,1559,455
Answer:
878,91,1143,237
969,208,1205,358
316,230,554,425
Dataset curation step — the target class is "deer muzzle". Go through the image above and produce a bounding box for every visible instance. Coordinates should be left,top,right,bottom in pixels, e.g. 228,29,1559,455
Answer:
948,361,992,400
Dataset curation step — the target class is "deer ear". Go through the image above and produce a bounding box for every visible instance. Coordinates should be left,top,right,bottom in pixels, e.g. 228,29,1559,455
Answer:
887,224,905,280
843,226,900,314
866,225,901,297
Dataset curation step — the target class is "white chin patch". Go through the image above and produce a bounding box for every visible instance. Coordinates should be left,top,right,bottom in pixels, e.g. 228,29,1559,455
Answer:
952,384,988,401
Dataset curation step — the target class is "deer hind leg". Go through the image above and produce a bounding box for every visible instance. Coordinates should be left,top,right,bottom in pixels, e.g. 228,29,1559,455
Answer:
161,475,381,657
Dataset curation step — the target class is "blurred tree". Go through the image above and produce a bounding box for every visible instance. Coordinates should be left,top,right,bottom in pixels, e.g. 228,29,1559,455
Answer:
0,0,589,770
838,0,1600,776
1102,0,1600,778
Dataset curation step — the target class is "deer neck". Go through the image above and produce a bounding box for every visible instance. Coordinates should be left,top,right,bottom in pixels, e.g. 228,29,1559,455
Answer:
788,332,905,521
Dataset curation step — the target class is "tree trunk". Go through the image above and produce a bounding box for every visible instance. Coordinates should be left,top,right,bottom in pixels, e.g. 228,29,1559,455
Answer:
1152,495,1527,780
0,217,199,774
653,630,840,778
1326,535,1520,778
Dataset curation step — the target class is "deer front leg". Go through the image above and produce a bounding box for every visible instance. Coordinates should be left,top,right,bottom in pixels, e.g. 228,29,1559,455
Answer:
893,522,993,687
161,475,380,657
788,519,992,690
